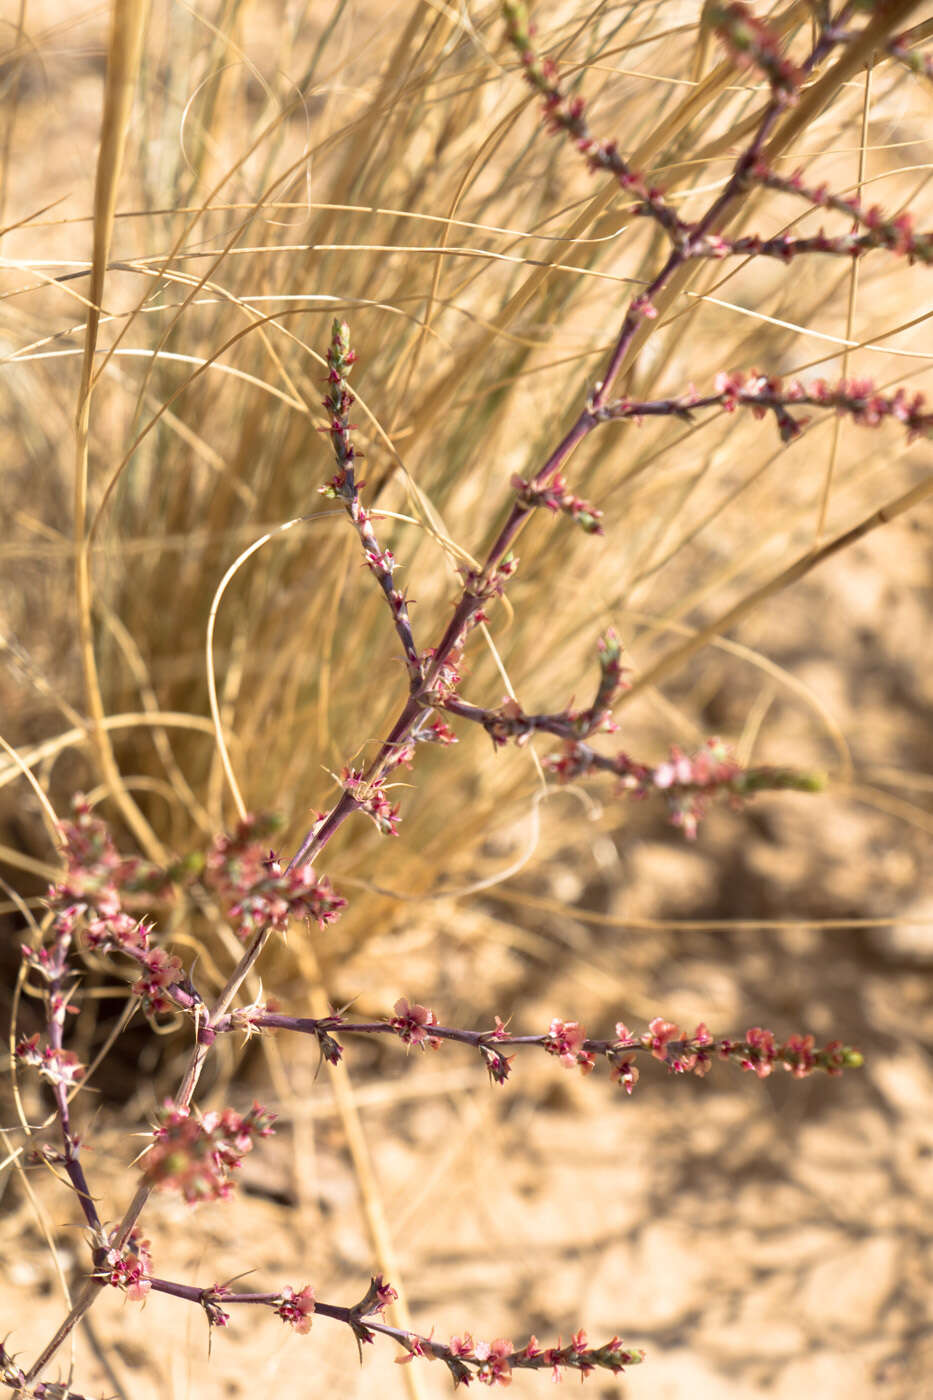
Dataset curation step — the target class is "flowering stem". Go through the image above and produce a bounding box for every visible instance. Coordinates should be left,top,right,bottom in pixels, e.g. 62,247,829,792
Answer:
319,319,421,684
224,1007,861,1089
137,1274,645,1386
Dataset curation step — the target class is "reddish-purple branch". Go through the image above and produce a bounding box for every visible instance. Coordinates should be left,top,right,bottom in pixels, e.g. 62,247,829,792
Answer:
90,1272,645,1388
595,371,933,445
210,1003,861,1093
318,319,421,684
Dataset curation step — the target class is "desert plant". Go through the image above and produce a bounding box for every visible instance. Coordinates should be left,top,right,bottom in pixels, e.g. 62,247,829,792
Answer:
2,0,932,1395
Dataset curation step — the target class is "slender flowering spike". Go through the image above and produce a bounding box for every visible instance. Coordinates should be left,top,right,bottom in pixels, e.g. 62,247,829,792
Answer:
244,1003,860,1093
319,319,421,683
115,1269,644,1383
503,0,684,238
597,372,933,446
708,2,802,100
543,733,821,838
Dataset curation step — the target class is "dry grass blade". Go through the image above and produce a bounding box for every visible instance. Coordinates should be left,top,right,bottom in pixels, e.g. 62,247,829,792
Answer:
73,0,160,861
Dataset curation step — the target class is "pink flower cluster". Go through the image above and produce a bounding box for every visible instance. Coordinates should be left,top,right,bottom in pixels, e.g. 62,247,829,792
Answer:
94,1228,152,1302
617,1018,715,1077
545,1018,596,1074
45,796,161,951
14,1033,85,1090
24,797,186,1014
397,1327,643,1386
274,1284,316,1334
709,2,802,100
545,737,748,838
649,740,742,839
480,1043,516,1085
142,1100,277,1204
318,317,358,478
341,768,402,836
511,472,604,535
390,997,442,1050
458,556,519,603
205,816,347,937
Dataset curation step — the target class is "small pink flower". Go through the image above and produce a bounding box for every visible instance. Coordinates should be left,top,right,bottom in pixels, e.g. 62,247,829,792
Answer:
545,1018,592,1073
781,1033,816,1078
97,1228,152,1301
644,1017,681,1062
275,1284,316,1334
609,1055,639,1094
475,1337,513,1386
742,1026,778,1078
391,998,442,1050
